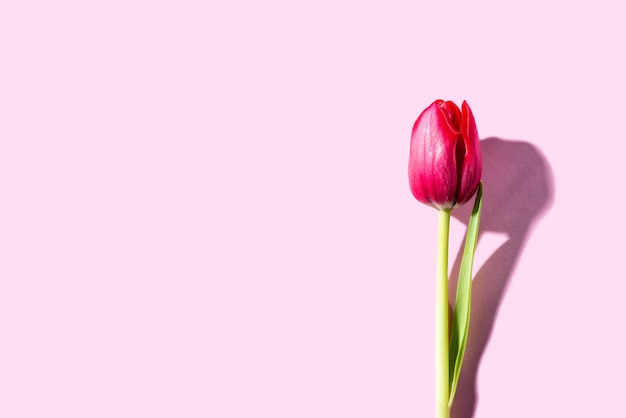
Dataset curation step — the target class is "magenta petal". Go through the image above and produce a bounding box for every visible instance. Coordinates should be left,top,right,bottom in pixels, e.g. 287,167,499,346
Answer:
409,100,459,209
455,101,482,206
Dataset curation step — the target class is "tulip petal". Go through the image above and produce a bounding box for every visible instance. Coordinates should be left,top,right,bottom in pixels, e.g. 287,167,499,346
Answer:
408,101,460,209
440,100,462,134
455,101,482,206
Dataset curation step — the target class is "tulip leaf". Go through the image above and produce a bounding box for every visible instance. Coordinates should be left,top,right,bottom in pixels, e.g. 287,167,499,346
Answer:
448,182,483,407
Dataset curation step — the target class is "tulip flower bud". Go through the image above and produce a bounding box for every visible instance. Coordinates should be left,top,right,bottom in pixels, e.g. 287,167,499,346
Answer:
408,100,482,210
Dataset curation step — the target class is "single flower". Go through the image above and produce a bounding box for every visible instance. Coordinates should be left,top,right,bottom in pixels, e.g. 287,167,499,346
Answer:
408,100,482,210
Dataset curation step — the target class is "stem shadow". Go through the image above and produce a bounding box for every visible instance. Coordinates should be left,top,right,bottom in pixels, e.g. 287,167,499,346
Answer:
449,137,554,418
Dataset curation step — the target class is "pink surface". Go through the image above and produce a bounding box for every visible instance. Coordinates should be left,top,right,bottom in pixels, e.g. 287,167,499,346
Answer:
1,1,623,417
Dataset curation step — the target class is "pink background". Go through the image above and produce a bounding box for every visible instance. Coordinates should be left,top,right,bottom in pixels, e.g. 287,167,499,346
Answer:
1,1,623,417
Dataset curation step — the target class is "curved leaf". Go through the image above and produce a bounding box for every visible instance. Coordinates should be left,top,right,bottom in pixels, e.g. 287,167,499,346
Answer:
448,182,483,407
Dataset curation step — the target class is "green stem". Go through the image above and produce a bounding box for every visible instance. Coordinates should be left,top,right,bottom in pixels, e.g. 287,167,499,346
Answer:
436,209,451,418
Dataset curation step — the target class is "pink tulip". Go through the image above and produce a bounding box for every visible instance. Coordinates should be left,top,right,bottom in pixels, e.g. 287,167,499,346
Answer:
408,100,482,210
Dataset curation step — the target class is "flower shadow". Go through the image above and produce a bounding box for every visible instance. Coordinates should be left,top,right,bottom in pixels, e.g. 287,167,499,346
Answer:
449,137,554,418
